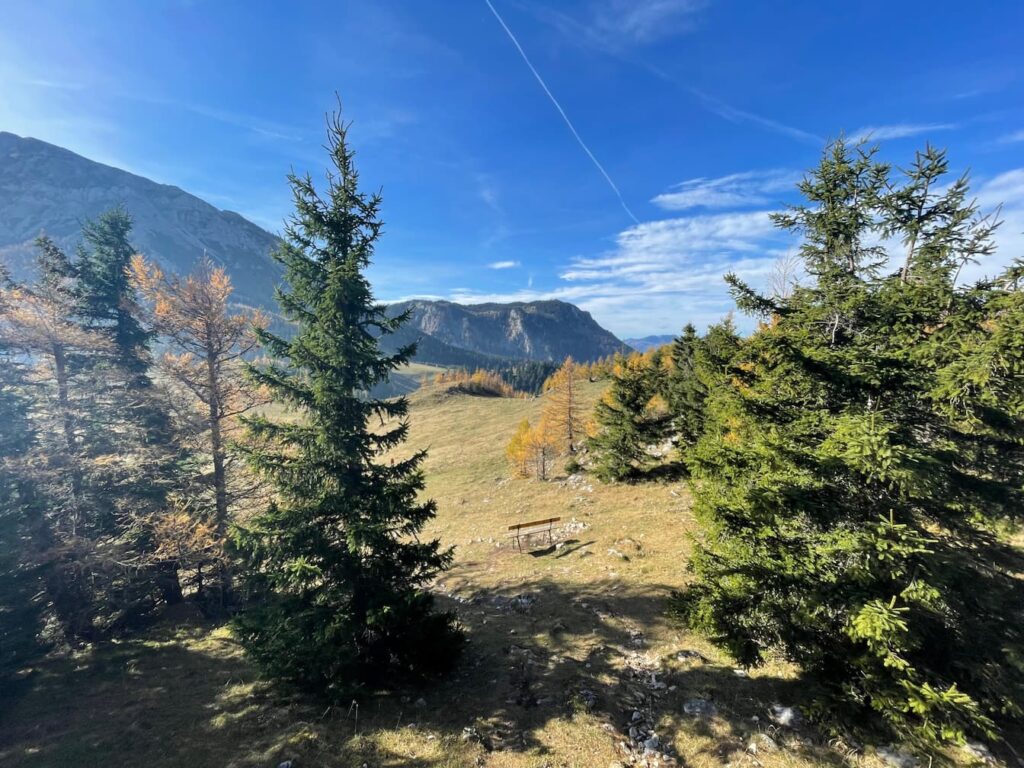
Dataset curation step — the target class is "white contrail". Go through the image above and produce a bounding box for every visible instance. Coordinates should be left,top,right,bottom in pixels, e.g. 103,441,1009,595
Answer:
483,0,640,225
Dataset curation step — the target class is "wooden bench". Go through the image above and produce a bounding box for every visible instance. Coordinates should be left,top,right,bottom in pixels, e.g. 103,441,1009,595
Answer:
507,516,561,552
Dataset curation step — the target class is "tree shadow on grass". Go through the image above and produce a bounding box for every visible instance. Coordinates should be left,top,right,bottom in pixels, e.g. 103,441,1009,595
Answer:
522,538,596,559
417,578,848,767
0,580,901,768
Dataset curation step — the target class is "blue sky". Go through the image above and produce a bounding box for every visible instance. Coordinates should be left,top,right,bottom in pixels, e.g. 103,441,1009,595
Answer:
2,0,1022,337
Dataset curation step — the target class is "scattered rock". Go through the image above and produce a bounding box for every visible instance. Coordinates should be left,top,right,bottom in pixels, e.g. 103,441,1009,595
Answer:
768,704,803,728
277,762,293,768
643,734,661,751
683,698,717,718
563,517,590,533
962,742,995,764
511,594,537,612
732,668,749,678
674,649,706,663
876,746,920,768
562,476,594,493
414,697,427,708
747,733,778,754
576,688,598,711
607,547,629,560
632,710,644,722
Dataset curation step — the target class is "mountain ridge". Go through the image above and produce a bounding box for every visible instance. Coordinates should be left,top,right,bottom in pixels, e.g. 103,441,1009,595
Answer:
387,298,629,363
0,132,629,367
0,131,283,309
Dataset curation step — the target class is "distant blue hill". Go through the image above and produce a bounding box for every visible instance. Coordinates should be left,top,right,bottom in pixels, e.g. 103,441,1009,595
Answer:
623,334,676,352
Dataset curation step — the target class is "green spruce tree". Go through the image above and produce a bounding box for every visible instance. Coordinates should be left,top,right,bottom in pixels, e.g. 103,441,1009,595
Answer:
74,207,154,387
234,111,462,697
665,323,707,448
589,354,665,481
675,140,1024,748
74,210,181,608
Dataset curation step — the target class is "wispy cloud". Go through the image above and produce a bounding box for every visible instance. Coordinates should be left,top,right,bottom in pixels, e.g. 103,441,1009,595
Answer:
488,260,521,269
943,167,1024,286
476,174,501,212
484,0,639,224
688,89,823,145
652,169,799,211
998,129,1024,144
562,210,782,279
528,0,706,53
847,123,957,143
525,4,819,147
447,208,791,335
975,168,1024,209
591,0,707,47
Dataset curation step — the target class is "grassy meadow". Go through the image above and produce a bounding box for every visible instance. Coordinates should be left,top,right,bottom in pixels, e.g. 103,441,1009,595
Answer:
0,378,1011,768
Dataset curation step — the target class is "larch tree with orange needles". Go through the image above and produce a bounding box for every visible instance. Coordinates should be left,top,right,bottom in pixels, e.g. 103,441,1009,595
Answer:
541,357,584,453
506,418,532,478
131,255,266,566
527,414,559,480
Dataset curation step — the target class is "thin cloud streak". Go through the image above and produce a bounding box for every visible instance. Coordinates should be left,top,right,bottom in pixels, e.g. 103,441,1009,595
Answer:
847,123,956,143
652,169,799,210
523,4,822,147
483,0,640,224
687,88,823,145
590,0,707,47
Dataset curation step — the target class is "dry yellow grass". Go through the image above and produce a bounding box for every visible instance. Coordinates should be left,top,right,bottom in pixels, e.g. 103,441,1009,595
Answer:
0,380,998,767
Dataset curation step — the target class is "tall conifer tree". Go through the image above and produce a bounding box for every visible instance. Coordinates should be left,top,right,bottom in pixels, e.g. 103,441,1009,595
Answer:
665,324,706,448
75,207,154,388
676,141,1023,747
588,355,665,481
234,111,461,696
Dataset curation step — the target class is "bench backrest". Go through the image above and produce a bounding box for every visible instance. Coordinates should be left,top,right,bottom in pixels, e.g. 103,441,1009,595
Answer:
508,516,561,532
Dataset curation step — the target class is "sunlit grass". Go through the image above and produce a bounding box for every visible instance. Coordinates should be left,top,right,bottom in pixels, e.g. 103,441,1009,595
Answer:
0,380,1009,767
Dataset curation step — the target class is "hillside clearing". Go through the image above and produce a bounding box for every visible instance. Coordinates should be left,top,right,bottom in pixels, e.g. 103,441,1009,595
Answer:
0,381,1003,767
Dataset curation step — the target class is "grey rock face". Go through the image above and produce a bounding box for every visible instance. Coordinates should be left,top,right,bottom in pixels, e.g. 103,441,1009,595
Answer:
0,131,282,309
387,298,630,363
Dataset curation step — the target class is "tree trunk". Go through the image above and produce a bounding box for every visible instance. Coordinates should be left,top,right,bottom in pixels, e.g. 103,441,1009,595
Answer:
205,331,231,605
52,343,83,523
